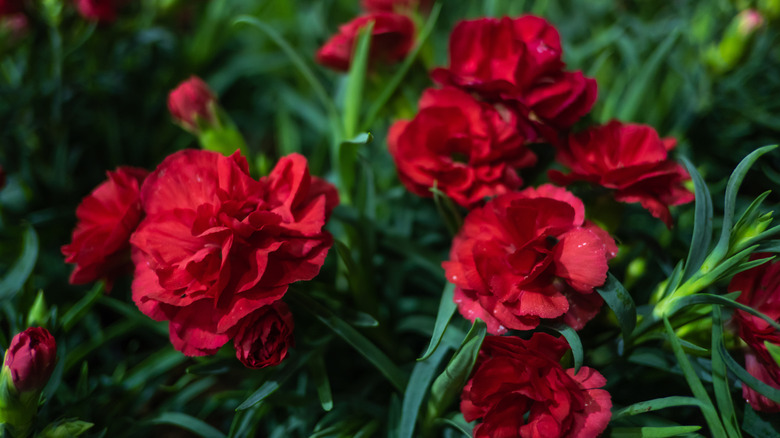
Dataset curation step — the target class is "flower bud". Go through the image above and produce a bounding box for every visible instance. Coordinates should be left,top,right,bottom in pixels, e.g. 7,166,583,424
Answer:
167,76,218,133
737,9,764,36
3,327,57,393
233,302,295,369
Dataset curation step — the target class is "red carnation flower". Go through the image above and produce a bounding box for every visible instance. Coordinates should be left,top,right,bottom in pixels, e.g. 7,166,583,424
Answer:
75,0,119,22
130,150,338,356
548,120,694,227
316,12,415,72
234,301,294,369
167,76,218,133
3,327,57,393
462,333,612,438
442,184,617,334
431,16,596,131
62,167,148,290
388,87,537,209
728,255,780,412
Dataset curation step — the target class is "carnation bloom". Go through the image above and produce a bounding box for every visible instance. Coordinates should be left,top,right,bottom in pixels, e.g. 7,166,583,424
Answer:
443,184,617,334
62,167,148,290
388,87,537,209
548,120,694,227
316,12,415,72
234,301,295,369
130,150,338,356
431,16,597,132
3,327,57,393
75,0,119,22
728,254,780,412
462,333,612,438
167,76,218,133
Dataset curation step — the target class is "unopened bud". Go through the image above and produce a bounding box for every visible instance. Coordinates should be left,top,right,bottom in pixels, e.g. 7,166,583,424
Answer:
737,9,764,36
4,327,57,393
167,76,218,133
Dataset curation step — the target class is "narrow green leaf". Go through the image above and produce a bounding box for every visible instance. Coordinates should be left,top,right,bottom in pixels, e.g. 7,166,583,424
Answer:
670,293,780,332
431,184,463,236
613,396,706,419
309,352,333,412
123,349,186,390
235,350,312,411
354,420,379,438
436,414,474,438
663,318,727,438
289,290,407,392
186,359,232,376
595,273,636,341
387,394,401,438
724,255,775,278
343,22,373,138
756,239,780,253
542,322,584,374
660,261,684,301
0,225,39,300
427,320,487,421
711,145,777,260
61,282,104,332
765,341,780,368
362,2,442,130
610,426,702,437
400,339,451,438
718,342,780,403
742,404,780,438
149,413,226,438
710,306,741,437
232,16,341,138
418,283,457,361
616,28,680,121
338,133,373,204
680,158,713,282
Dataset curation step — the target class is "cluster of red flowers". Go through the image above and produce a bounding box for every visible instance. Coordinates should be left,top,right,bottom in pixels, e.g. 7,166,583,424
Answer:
63,78,338,368
728,255,780,413
381,14,697,436
316,0,423,71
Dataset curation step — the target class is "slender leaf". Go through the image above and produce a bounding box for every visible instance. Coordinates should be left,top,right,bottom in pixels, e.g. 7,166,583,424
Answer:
542,322,584,374
718,342,780,403
670,293,780,332
681,158,713,282
309,352,333,412
418,283,457,361
235,350,312,411
436,415,474,438
338,132,373,205
663,318,727,438
343,22,372,138
613,396,707,419
427,320,487,421
710,306,741,437
742,405,780,438
616,28,680,121
362,2,442,130
596,273,637,341
232,16,341,138
0,225,38,300
149,413,225,438
765,341,780,368
289,290,407,392
399,342,450,438
711,145,778,260
610,426,702,437
431,184,463,236
756,239,780,253
387,394,401,438
123,349,186,390
186,359,232,376
61,281,104,332
660,261,684,301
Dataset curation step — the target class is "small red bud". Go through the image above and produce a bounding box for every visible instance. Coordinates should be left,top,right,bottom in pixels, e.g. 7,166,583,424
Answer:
167,76,218,132
4,327,57,393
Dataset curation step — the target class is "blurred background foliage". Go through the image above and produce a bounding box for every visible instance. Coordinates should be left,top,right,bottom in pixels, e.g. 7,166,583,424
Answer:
1,0,779,436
